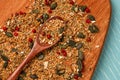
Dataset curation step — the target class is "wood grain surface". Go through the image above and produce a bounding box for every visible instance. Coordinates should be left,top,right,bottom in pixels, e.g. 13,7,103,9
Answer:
0,0,111,80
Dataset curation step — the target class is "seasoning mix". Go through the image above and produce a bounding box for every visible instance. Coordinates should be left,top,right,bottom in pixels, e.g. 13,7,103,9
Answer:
0,0,99,80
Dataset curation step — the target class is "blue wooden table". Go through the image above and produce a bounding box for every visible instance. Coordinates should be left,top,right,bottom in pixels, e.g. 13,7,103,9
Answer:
92,0,120,80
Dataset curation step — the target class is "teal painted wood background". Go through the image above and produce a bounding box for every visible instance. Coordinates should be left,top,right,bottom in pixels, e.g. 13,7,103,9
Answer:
92,0,120,80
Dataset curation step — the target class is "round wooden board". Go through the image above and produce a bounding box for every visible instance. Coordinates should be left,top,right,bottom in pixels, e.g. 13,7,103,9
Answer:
0,0,111,80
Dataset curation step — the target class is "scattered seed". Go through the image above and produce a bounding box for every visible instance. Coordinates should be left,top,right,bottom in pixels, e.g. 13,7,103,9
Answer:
30,74,38,79
5,32,13,37
17,76,24,80
36,18,44,24
32,9,40,14
3,61,8,68
76,58,83,71
1,54,9,61
43,13,49,21
79,5,87,12
20,71,26,77
89,25,99,33
76,43,83,50
29,42,34,49
50,2,57,10
67,40,76,47
71,5,79,13
11,48,18,52
37,52,45,60
77,32,86,38
87,15,95,21
78,50,84,60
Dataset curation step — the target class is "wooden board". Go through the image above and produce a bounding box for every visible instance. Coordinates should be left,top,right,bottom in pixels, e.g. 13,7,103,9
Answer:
0,0,111,80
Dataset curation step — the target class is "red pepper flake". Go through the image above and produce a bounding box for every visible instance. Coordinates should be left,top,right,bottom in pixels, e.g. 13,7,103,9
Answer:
13,32,18,36
69,0,75,5
47,34,52,39
86,19,91,23
40,15,43,18
15,26,20,31
56,51,60,55
61,49,67,57
45,0,50,5
86,37,91,42
32,29,36,33
19,11,26,15
74,74,79,80
48,9,52,14
85,8,90,13
2,26,8,31
15,12,19,16
28,38,33,42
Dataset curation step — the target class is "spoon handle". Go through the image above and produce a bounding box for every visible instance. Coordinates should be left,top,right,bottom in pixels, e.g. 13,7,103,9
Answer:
7,50,37,80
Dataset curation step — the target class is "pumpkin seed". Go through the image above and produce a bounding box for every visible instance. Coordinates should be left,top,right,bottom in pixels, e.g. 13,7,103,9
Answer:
79,5,87,12
58,27,64,34
30,74,38,79
89,25,99,33
76,58,83,71
17,76,24,80
77,32,85,38
29,42,34,49
43,13,49,21
1,54,9,61
11,48,18,52
59,35,64,42
78,50,84,60
36,18,44,24
3,61,8,68
67,40,76,47
32,9,40,14
72,5,79,12
5,32,13,37
56,69,65,76
20,71,26,77
77,71,82,77
50,2,57,10
76,43,83,50
37,52,45,60
87,15,95,21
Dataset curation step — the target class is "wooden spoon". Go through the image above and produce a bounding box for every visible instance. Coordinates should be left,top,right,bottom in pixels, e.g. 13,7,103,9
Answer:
7,16,65,80
0,0,111,80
